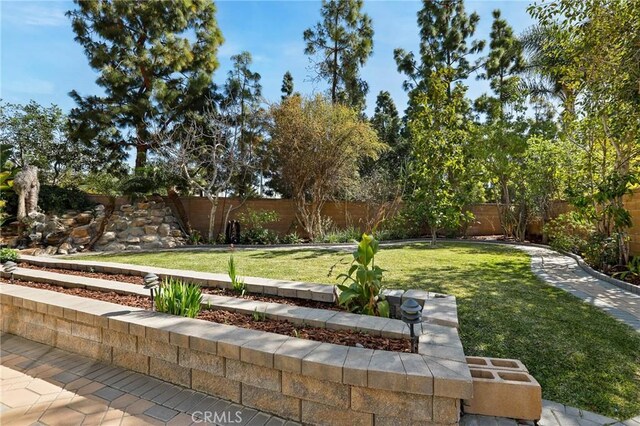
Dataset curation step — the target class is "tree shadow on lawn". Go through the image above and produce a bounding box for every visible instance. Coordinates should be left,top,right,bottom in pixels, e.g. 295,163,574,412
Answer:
404,262,640,419
246,248,347,260
398,241,523,256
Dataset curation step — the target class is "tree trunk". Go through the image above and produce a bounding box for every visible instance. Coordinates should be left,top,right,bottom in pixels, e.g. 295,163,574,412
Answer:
207,198,218,243
135,144,148,171
166,187,192,235
431,228,437,246
84,197,115,252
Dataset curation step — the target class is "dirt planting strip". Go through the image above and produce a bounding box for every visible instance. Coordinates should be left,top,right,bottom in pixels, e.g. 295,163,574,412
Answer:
19,263,340,311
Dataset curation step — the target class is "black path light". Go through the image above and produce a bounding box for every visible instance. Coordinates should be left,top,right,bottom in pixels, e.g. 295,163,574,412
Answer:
400,298,423,353
3,261,18,284
143,273,160,311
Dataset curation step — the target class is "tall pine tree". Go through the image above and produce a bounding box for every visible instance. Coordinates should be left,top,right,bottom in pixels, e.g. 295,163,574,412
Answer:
397,0,485,241
281,71,294,100
303,0,374,111
368,91,408,178
67,0,223,172
475,9,528,239
476,9,525,120
221,52,263,197
394,0,484,100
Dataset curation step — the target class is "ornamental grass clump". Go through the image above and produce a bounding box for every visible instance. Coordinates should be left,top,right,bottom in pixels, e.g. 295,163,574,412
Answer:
336,233,389,317
154,278,203,318
228,255,246,295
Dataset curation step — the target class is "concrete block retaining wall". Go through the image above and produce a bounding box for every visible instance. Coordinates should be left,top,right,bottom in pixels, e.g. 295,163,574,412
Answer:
0,283,471,425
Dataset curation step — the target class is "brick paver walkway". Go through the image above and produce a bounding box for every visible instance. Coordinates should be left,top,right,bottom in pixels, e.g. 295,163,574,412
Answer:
0,333,295,426
513,245,640,332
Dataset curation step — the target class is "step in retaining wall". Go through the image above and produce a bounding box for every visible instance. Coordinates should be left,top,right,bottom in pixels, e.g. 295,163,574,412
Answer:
0,283,472,425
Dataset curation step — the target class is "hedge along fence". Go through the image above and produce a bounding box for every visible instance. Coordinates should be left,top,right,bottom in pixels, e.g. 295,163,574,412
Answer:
87,190,640,255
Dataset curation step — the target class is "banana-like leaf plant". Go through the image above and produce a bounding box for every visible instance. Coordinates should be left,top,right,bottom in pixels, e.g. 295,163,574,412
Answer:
336,233,389,317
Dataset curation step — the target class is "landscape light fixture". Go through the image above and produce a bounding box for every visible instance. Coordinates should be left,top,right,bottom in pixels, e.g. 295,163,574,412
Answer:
400,298,423,353
3,261,17,284
143,273,160,311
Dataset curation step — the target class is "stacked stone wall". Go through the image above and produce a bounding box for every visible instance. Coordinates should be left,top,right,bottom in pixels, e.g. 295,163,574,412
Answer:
95,201,186,251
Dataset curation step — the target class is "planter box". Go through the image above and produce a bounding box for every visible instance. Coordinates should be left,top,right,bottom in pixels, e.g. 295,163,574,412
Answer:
463,368,542,421
1,282,472,425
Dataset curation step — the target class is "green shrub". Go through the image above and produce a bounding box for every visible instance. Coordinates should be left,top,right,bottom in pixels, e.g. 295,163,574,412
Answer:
545,212,621,271
321,226,362,244
0,248,18,263
614,256,640,280
281,231,303,244
238,209,280,245
336,233,389,317
154,278,203,318
377,211,420,241
582,233,621,272
39,185,94,215
544,212,593,254
228,255,245,294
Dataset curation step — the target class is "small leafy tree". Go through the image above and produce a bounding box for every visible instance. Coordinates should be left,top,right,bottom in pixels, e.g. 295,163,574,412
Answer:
268,95,385,240
0,101,93,185
406,69,474,244
336,233,389,317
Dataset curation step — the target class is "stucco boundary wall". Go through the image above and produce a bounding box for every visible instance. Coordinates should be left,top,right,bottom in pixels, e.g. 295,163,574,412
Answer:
0,283,471,425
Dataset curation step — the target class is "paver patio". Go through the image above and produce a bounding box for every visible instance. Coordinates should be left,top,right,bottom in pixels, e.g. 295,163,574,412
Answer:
0,333,295,425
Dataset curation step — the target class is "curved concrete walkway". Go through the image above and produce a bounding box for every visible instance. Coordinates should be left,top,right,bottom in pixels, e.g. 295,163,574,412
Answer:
511,244,640,333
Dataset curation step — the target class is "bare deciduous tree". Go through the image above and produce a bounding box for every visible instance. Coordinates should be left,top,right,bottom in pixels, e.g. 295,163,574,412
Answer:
157,108,251,242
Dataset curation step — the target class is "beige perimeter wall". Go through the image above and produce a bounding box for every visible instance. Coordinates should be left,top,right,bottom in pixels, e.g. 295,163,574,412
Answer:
88,189,640,255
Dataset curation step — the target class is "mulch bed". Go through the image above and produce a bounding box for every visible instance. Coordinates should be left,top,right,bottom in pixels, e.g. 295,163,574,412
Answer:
607,265,640,287
19,263,341,311
1,278,410,352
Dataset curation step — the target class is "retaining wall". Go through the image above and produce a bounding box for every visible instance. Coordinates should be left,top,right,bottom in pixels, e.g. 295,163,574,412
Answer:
0,283,470,425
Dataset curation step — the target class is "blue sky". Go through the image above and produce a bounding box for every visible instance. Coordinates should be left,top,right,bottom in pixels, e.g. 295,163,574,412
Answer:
1,1,535,117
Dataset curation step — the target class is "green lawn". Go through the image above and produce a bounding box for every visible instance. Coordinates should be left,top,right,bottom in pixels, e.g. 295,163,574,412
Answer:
74,242,640,419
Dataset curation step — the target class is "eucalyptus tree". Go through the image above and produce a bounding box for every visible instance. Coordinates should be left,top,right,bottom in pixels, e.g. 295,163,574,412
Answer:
304,0,374,111
66,0,224,172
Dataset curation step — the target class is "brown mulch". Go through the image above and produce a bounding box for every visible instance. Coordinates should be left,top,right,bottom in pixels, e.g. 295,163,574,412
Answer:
1,278,410,352
608,265,640,287
19,263,341,310
20,263,144,285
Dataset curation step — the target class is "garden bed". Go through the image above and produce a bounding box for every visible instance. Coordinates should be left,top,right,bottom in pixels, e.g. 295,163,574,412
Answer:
19,263,341,311
1,277,410,352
